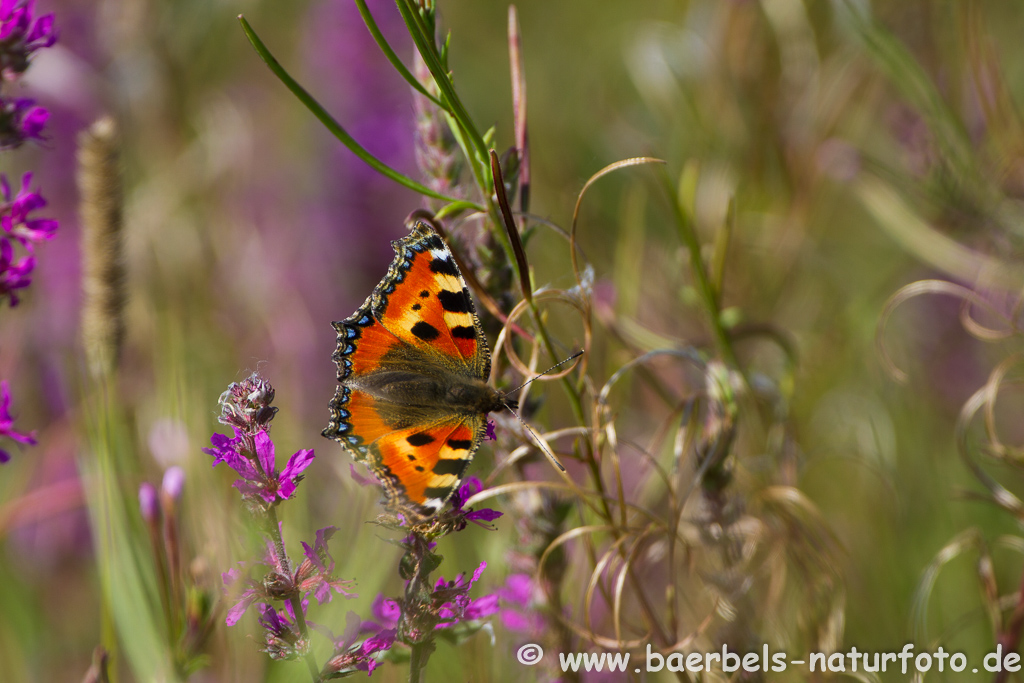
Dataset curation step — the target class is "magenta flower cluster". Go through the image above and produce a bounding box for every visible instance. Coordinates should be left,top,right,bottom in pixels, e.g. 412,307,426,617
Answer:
203,373,314,506
0,0,56,75
0,0,55,149
0,1,57,464
223,526,356,629
0,172,57,306
204,429,314,504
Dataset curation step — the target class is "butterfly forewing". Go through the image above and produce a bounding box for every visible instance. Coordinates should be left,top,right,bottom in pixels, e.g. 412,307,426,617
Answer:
370,224,489,378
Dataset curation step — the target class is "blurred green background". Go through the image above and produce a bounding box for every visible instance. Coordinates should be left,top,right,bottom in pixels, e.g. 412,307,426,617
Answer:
4,0,1024,680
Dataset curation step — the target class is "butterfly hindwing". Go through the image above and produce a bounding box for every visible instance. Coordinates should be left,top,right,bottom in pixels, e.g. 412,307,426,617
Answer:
371,416,484,518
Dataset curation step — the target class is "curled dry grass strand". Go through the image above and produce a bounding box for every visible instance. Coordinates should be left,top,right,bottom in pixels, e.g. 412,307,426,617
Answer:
570,157,666,288
878,279,1014,382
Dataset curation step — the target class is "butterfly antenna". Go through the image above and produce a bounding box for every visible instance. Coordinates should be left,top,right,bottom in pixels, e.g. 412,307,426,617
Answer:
507,350,584,395
496,350,583,473
500,399,567,473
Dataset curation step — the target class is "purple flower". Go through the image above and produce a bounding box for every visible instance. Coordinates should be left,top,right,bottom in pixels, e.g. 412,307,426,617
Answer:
484,420,496,441
222,566,260,627
297,526,356,605
448,476,503,530
203,429,314,504
0,96,47,149
0,0,57,75
433,561,500,628
0,237,33,307
368,594,400,630
498,573,545,633
161,466,185,501
1,172,58,248
0,380,35,462
222,527,355,627
256,601,308,660
324,611,396,677
138,482,159,523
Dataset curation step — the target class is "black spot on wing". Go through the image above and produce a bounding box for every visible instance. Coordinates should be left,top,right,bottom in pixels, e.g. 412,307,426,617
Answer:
429,256,459,278
406,433,435,446
411,321,440,341
412,303,421,311
448,439,472,451
419,290,430,298
451,326,476,340
437,289,470,313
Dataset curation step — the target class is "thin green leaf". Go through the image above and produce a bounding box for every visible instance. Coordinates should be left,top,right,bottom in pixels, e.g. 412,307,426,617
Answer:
393,0,488,161
239,15,473,206
352,0,446,109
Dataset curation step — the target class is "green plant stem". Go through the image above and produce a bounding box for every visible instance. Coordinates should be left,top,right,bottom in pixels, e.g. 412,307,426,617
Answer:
658,169,744,381
266,507,320,683
408,641,432,683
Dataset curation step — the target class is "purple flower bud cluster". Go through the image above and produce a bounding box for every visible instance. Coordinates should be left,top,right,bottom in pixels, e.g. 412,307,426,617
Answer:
203,373,314,507
0,0,55,149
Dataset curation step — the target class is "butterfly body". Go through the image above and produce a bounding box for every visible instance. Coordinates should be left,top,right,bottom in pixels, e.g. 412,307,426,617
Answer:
323,221,508,520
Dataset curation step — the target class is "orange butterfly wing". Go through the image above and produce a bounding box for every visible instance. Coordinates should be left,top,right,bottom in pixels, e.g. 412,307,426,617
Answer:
371,417,483,518
323,221,497,519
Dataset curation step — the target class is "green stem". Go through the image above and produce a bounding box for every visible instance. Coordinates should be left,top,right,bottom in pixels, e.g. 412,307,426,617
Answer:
266,507,320,683
658,169,744,380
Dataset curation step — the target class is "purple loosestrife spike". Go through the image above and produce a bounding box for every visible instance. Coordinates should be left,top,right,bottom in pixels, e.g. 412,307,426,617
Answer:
0,96,46,148
0,0,57,76
0,380,35,462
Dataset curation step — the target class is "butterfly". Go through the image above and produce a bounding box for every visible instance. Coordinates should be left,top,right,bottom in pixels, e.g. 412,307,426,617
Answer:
322,220,514,520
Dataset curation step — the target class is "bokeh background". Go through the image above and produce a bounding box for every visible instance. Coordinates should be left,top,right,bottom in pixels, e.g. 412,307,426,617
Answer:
4,0,1024,681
